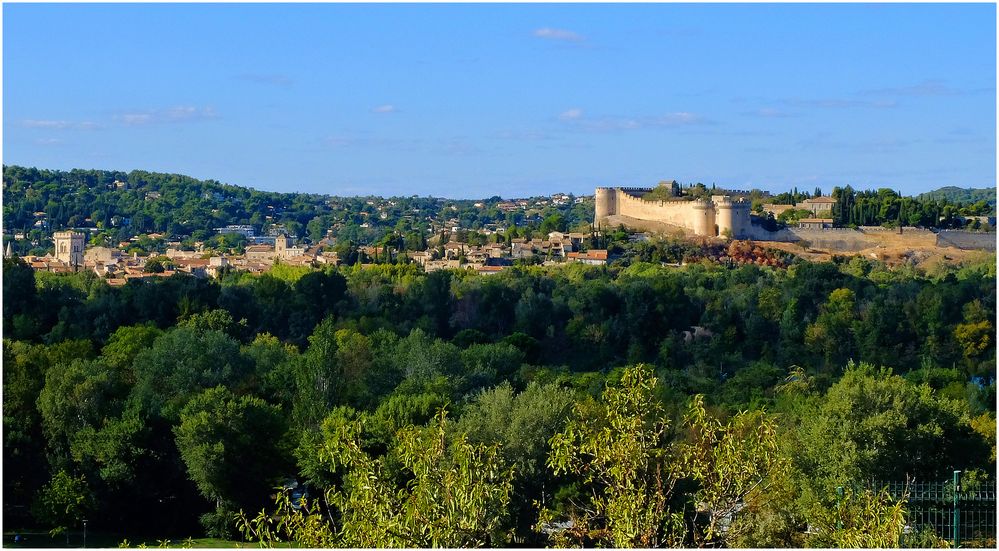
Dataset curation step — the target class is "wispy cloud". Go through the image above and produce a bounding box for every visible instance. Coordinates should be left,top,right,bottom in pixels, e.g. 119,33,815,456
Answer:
861,79,958,97
559,109,708,132
372,104,397,114
325,136,357,149
784,98,897,109
22,119,72,129
324,135,413,151
534,27,584,42
494,130,555,141
559,108,583,121
115,106,218,126
743,107,795,118
438,137,481,156
164,106,217,122
235,73,294,87
21,119,101,130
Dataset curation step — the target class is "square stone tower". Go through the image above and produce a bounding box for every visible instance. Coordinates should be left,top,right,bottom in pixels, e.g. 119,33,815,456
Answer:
275,233,290,258
53,231,85,267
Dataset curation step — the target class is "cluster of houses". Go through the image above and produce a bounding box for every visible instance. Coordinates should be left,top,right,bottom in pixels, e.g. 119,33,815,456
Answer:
410,231,606,275
9,230,336,285
9,228,609,283
762,196,837,228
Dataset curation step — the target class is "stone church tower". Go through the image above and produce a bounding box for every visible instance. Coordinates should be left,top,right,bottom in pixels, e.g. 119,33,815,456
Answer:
53,231,85,268
275,233,290,258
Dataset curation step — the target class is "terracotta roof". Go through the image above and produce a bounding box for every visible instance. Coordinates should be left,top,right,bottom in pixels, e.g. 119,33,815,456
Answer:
567,249,609,261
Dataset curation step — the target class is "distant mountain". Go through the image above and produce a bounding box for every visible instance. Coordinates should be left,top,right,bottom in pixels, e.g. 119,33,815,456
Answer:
918,186,996,208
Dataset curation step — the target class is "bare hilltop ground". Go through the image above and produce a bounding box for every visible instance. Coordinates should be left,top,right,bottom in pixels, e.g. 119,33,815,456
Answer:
604,213,996,269
763,239,991,269
761,226,995,269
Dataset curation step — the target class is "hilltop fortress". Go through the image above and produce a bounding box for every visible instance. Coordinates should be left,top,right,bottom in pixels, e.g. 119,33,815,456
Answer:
592,184,995,255
595,186,752,238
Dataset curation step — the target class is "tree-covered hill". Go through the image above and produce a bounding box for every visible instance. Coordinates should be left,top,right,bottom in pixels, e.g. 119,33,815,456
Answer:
919,186,996,211
2,165,594,256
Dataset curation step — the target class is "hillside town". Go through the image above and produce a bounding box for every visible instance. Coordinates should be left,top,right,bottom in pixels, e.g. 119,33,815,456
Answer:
10,224,609,284
11,181,998,283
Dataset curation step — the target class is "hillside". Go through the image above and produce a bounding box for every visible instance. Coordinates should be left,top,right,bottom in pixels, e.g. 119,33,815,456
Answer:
1,165,592,256
919,186,996,211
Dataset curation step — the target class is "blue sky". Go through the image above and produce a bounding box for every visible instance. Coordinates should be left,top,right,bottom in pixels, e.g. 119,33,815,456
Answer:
3,3,995,198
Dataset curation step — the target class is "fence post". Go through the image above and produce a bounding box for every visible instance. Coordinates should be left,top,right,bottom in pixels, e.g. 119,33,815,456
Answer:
952,470,961,548
836,486,844,530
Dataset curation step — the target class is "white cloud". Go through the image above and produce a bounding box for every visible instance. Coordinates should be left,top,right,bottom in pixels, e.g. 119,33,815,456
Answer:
559,108,583,121
495,130,553,141
166,106,198,120
559,110,708,132
533,27,584,42
119,113,154,126
324,136,354,148
861,79,958,97
372,104,397,114
749,107,793,118
783,98,896,109
22,119,73,129
21,119,102,130
648,112,701,125
115,106,217,126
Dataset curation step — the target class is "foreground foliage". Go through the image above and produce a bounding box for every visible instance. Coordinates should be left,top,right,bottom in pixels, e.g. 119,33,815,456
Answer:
239,411,514,547
2,251,994,546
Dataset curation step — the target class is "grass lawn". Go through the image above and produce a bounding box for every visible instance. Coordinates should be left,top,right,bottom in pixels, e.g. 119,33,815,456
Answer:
3,530,246,548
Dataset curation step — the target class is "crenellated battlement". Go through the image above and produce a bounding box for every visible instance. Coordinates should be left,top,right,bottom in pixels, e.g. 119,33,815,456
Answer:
712,195,752,209
616,191,706,208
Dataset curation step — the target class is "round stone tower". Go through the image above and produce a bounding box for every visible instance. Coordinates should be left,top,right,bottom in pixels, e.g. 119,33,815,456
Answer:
713,196,751,239
594,187,617,225
690,200,715,236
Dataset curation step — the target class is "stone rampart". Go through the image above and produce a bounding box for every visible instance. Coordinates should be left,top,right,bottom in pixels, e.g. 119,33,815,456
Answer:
596,187,755,237
937,231,996,251
788,228,875,252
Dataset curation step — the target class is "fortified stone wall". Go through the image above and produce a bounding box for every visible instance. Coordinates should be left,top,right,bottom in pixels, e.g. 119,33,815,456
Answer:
598,187,997,253
612,190,715,235
787,228,875,252
937,231,997,251
595,187,750,238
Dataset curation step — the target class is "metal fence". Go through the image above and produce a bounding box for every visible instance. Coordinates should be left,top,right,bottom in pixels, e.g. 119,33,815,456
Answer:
874,472,997,548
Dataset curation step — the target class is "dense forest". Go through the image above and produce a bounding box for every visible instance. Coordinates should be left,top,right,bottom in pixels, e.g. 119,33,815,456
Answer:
3,243,995,546
828,185,994,229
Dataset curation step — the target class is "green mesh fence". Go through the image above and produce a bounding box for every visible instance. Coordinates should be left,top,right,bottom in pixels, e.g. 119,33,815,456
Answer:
874,475,996,548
